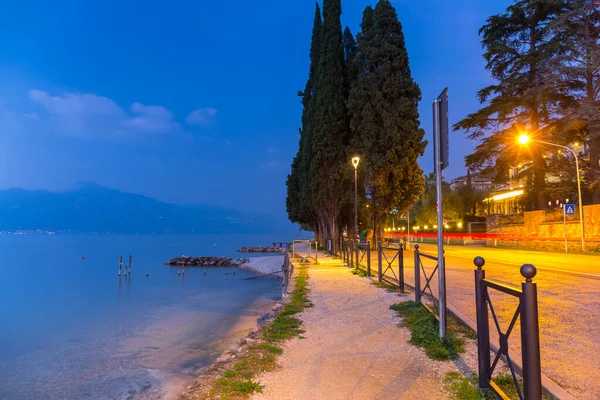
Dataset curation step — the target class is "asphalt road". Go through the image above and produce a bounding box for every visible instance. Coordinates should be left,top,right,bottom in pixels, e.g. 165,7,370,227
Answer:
364,243,600,400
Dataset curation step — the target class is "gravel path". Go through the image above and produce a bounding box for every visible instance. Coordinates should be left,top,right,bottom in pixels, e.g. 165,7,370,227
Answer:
251,259,456,400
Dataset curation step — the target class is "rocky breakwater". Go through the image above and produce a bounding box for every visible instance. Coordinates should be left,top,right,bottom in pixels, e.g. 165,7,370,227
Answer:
238,246,284,253
164,256,249,267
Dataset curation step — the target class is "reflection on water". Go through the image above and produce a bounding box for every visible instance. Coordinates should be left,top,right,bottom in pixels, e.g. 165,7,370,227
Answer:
0,235,281,400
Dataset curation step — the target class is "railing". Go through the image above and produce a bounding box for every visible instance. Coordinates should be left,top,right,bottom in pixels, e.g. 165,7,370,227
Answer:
355,242,371,275
413,244,444,321
474,257,542,400
377,242,405,291
343,238,352,267
282,251,293,297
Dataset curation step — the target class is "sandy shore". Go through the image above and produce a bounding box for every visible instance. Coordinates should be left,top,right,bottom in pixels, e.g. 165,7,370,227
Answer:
240,255,285,278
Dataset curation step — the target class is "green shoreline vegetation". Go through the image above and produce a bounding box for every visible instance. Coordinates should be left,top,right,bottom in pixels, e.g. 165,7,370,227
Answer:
208,266,311,399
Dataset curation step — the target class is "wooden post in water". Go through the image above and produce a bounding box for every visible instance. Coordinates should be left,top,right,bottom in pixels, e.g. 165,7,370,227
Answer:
128,255,132,275
119,256,123,277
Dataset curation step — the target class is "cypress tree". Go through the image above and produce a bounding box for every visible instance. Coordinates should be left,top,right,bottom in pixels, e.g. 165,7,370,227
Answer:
310,0,349,244
347,0,426,241
286,3,322,227
454,0,568,210
343,26,358,96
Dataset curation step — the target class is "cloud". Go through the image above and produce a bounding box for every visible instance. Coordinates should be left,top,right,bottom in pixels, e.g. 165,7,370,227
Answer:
266,147,281,154
28,89,180,138
186,107,217,127
124,102,179,134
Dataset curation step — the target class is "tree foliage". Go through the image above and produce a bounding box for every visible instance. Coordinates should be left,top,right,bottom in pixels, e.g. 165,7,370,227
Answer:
286,3,322,228
454,0,568,209
348,0,426,239
550,0,600,202
287,0,427,243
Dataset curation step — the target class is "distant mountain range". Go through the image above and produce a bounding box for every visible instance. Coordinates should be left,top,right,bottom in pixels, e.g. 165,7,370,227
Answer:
0,182,288,234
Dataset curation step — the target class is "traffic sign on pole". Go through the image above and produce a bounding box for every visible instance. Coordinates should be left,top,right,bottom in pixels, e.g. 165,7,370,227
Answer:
433,88,448,339
565,204,575,215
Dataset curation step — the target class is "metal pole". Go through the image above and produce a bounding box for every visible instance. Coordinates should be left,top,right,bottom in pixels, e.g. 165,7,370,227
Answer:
520,264,542,400
407,212,410,246
535,140,585,251
366,242,371,276
398,243,404,292
354,167,358,240
574,154,585,252
434,98,447,338
563,204,568,252
377,242,383,282
474,257,490,389
355,240,359,271
414,244,421,302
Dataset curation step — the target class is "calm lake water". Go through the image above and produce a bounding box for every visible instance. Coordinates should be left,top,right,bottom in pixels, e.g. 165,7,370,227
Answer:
0,234,288,400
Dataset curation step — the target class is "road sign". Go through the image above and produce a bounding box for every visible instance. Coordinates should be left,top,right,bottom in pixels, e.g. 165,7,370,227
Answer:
565,204,575,215
433,88,449,171
432,87,448,339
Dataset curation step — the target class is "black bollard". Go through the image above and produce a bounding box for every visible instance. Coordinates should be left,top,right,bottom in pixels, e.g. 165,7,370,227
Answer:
414,245,420,302
520,264,542,400
474,256,490,389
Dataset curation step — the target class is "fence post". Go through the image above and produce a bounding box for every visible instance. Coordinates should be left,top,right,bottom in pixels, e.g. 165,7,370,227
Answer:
344,240,348,265
398,243,404,292
355,240,359,270
366,242,371,276
347,240,351,266
520,264,542,400
414,244,421,302
377,242,383,282
474,256,490,389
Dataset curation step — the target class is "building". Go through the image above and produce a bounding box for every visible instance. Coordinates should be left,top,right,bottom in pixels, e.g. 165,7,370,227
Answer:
449,174,493,191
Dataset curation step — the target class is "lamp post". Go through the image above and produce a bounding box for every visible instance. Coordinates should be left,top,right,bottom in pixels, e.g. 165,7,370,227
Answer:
518,134,585,251
351,156,360,240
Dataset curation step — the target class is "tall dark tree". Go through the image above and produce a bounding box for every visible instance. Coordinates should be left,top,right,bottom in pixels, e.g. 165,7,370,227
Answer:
551,0,600,203
286,3,322,227
454,0,568,210
343,26,358,91
309,0,350,245
347,0,426,242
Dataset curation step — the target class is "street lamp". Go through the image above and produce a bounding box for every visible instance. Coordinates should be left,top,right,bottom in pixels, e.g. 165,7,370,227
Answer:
351,156,360,239
518,133,585,251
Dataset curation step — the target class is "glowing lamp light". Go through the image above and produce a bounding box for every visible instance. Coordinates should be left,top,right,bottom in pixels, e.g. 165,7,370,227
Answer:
433,225,438,229
444,224,449,229
402,227,406,231
424,225,429,230
351,156,360,169
518,134,531,145
492,190,524,201
457,222,463,228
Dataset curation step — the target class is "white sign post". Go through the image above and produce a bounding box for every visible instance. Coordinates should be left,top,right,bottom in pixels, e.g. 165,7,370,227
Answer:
433,88,449,339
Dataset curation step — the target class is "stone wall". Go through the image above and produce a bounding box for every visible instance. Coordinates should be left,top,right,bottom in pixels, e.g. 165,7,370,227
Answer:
486,204,600,251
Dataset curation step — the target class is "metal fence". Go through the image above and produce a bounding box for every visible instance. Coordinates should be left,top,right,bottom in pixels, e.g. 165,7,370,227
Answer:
413,244,444,322
474,256,542,400
356,242,371,275
377,242,405,291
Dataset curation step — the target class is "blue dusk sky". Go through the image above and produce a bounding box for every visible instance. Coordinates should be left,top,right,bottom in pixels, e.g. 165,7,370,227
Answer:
0,0,511,218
